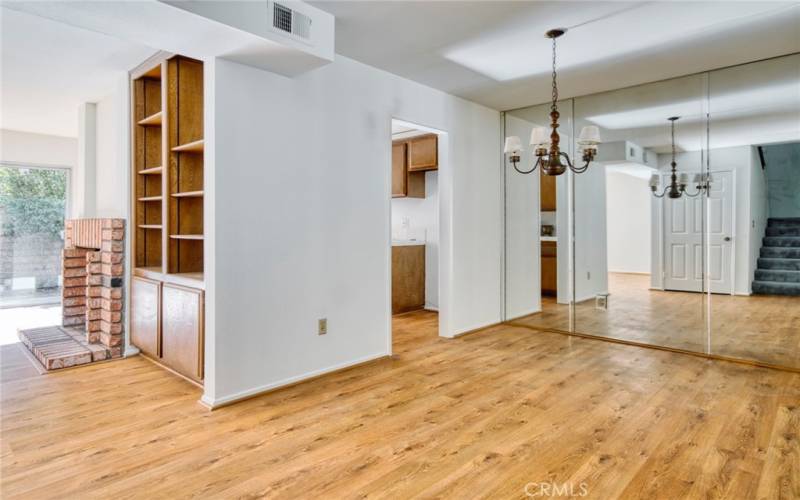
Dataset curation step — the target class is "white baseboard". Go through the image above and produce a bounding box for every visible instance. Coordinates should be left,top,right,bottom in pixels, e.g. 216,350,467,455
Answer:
505,307,542,322
200,351,390,409
451,318,503,338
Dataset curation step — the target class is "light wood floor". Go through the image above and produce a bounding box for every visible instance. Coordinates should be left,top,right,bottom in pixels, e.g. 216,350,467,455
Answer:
513,273,800,369
2,310,799,498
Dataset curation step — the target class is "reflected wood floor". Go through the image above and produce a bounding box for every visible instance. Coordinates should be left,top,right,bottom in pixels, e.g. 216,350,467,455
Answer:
2,310,799,498
513,273,800,369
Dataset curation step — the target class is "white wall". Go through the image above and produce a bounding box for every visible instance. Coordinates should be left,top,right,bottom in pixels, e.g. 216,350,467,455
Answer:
503,114,541,319
74,103,97,218
573,165,609,302
206,56,502,405
0,129,77,167
391,170,439,310
94,75,130,218
749,147,769,290
606,170,651,274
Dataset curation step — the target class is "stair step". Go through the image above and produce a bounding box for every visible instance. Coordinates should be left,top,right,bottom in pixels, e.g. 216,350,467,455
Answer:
768,217,800,227
763,236,800,248
757,258,800,271
766,226,800,237
752,280,800,296
761,247,800,259
755,269,800,283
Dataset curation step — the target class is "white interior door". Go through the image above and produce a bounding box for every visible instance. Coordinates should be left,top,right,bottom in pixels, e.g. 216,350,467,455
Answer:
664,187,704,292
706,171,733,294
663,171,733,294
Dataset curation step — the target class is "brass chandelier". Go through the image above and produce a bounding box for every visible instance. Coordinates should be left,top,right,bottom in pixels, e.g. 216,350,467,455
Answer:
504,28,601,176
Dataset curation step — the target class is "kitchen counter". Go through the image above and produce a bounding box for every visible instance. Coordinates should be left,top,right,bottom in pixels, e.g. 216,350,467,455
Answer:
392,239,425,247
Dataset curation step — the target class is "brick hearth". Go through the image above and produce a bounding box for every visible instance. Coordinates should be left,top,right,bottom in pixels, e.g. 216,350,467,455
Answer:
19,218,126,370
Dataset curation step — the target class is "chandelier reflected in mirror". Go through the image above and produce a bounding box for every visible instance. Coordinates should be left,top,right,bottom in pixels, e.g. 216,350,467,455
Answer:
649,116,712,198
504,28,601,176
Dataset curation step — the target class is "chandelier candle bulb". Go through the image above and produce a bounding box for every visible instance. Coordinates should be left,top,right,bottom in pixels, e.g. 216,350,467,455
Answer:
649,174,661,188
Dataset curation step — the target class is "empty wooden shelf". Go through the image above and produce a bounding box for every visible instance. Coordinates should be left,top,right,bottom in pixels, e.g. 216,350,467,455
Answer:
138,111,163,126
172,139,204,153
138,195,163,202
138,224,162,230
169,234,204,240
138,166,163,175
171,190,204,198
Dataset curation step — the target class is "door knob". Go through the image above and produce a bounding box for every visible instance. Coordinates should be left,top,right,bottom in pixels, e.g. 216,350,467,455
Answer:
724,236,731,242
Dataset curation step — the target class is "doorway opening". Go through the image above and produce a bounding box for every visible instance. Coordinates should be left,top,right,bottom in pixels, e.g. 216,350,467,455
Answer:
0,164,68,346
390,119,441,351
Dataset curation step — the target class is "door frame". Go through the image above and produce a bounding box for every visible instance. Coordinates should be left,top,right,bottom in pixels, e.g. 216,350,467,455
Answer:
387,118,451,351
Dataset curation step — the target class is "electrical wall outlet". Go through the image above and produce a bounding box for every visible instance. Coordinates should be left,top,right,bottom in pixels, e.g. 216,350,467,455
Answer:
318,318,327,335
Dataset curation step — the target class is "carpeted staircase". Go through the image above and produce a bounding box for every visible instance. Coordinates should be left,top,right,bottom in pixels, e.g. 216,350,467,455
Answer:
753,218,800,296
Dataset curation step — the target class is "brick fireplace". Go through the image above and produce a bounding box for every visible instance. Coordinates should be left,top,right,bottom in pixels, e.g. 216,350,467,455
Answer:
61,218,126,356
18,218,127,370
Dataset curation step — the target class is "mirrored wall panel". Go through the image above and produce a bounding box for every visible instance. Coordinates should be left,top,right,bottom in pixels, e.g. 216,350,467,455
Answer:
504,53,800,371
708,54,800,368
505,100,573,333
572,73,708,352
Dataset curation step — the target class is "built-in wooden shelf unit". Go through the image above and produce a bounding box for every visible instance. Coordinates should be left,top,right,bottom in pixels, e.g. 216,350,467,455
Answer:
130,53,205,385
132,54,204,280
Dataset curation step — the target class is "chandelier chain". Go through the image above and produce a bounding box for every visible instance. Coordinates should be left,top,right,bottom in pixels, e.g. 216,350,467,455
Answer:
671,118,676,163
551,37,558,112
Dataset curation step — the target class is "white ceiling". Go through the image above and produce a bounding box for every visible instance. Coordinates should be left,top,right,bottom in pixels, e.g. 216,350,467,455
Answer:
0,7,156,137
310,1,800,111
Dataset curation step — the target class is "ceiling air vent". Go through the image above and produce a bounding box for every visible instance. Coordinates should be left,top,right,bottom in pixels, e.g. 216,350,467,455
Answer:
273,2,312,40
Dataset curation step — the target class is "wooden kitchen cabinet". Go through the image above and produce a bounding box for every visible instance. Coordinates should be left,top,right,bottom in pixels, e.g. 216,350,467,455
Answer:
541,241,557,296
161,283,204,383
541,170,557,211
392,245,425,314
392,140,424,198
131,276,161,358
407,134,438,171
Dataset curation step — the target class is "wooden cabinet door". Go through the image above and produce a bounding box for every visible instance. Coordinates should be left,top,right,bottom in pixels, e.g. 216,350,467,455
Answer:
407,134,438,171
541,242,557,296
541,171,557,211
392,245,426,314
392,142,407,197
131,276,161,358
161,283,204,382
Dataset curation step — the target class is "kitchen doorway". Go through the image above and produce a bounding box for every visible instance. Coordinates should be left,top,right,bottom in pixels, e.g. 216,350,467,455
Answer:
389,119,444,350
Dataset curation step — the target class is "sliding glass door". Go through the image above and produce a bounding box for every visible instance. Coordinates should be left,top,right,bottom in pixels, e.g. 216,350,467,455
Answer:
0,164,68,307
